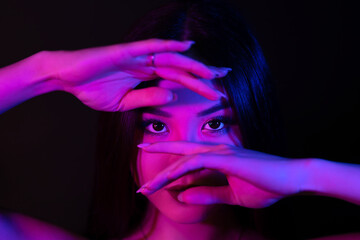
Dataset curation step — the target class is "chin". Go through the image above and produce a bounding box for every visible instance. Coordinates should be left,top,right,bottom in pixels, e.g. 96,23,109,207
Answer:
147,188,215,224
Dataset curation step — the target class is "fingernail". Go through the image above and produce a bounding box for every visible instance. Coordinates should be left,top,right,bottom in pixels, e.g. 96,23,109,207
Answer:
213,90,227,100
218,91,227,99
221,67,232,72
184,40,195,46
166,92,175,102
171,92,177,102
136,182,150,194
207,89,224,101
177,192,184,202
136,187,151,195
137,143,151,148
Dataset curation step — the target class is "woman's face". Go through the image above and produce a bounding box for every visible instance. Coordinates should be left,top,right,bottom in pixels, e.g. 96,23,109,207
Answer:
137,79,242,224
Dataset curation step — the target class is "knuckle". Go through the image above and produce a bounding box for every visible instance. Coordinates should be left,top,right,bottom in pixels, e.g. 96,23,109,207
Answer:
32,50,51,66
215,144,228,150
113,44,126,56
111,45,128,63
117,99,126,112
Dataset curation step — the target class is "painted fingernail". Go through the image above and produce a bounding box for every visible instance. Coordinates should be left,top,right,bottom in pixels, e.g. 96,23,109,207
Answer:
171,92,177,102
212,90,227,100
221,67,232,72
218,91,227,99
206,89,224,101
166,92,177,102
137,143,151,148
184,40,195,46
136,182,151,194
177,192,184,202
136,187,151,195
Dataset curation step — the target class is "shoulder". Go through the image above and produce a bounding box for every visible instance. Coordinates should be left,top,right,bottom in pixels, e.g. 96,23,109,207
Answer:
0,212,85,240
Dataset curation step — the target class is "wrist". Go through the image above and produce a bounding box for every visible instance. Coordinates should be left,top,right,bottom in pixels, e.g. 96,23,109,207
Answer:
0,51,63,113
297,158,323,194
25,51,64,95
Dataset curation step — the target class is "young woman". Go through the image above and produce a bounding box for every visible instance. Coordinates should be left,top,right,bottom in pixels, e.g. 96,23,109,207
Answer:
0,0,359,239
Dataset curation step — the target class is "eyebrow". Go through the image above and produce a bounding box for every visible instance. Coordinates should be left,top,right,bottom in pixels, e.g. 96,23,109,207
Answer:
142,101,230,118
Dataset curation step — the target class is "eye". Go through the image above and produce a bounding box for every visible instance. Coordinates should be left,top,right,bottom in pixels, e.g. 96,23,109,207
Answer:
202,116,235,134
140,116,235,136
142,119,168,135
203,118,225,131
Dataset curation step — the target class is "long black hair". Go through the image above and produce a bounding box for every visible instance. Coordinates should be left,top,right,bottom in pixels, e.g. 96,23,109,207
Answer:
87,0,283,239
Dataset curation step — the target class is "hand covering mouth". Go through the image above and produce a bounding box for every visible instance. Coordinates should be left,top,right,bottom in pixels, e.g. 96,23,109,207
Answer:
164,170,228,192
165,184,203,192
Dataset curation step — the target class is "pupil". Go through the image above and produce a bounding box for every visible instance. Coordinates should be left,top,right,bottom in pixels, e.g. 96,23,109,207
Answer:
209,120,220,129
153,122,164,131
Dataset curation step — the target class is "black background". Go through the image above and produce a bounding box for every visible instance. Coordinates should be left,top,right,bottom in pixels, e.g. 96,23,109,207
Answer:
0,0,359,238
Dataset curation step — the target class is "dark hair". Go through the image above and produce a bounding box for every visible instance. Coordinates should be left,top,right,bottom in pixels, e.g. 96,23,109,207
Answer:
87,0,283,239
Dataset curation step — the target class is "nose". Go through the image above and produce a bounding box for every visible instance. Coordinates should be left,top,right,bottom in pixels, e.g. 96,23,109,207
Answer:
170,124,200,142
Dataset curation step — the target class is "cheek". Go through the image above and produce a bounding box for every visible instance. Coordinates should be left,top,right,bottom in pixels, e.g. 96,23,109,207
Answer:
142,134,160,143
200,127,243,147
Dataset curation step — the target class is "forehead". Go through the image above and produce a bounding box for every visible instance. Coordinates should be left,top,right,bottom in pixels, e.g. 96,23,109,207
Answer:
154,79,228,115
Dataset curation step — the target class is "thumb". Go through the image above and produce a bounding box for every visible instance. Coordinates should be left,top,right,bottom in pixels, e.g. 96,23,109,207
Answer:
177,186,235,205
118,87,176,111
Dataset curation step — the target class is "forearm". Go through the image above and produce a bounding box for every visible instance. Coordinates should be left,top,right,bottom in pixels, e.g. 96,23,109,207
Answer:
0,51,61,114
302,158,360,205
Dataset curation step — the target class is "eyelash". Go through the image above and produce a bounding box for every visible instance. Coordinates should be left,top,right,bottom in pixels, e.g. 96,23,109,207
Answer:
140,115,236,136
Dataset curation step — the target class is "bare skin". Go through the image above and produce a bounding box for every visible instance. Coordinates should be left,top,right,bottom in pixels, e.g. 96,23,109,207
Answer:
0,39,229,239
0,39,229,114
0,39,359,239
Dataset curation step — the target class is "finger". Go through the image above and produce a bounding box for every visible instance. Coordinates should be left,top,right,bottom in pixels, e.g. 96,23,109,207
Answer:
110,40,231,81
155,67,225,100
118,87,176,111
177,186,235,205
143,152,294,196
91,40,193,73
124,39,195,57
119,39,232,80
126,66,157,78
137,155,194,195
138,154,243,195
139,155,215,195
154,55,232,80
153,53,215,79
208,66,232,78
138,141,227,155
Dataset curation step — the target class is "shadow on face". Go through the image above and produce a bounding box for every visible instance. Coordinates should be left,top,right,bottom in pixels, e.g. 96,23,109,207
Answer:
135,79,242,224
